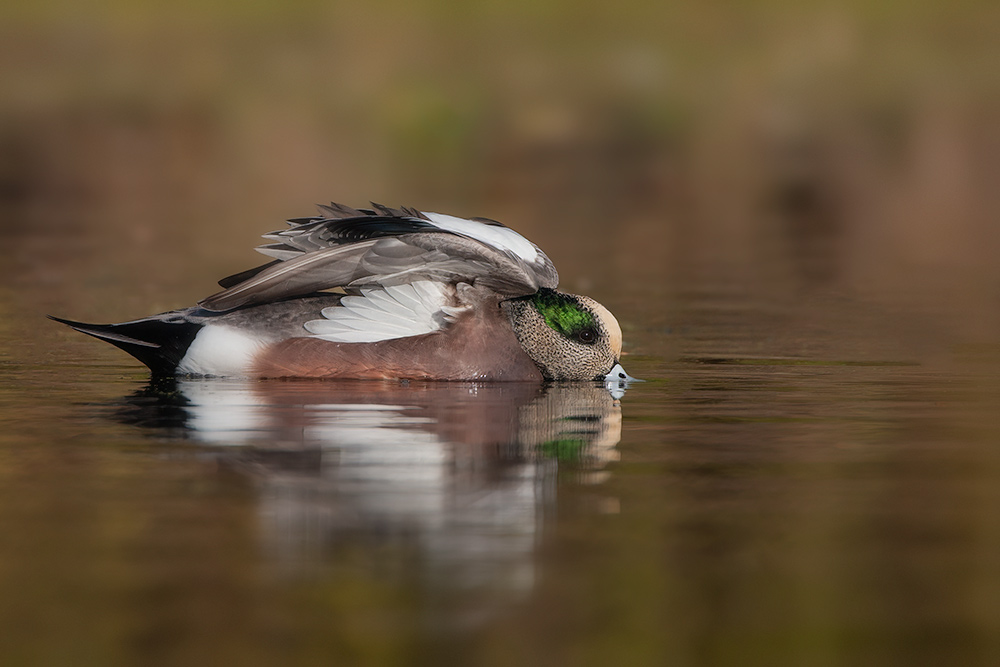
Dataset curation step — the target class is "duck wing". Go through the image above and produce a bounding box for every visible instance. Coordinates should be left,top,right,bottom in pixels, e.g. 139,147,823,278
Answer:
198,204,558,313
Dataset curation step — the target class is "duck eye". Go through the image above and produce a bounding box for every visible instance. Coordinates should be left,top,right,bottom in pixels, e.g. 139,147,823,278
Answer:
577,328,597,344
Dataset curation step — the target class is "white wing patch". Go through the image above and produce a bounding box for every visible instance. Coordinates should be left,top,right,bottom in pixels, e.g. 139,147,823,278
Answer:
304,281,467,343
423,212,539,263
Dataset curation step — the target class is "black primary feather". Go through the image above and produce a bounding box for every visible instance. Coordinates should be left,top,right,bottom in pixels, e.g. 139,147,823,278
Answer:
220,208,440,288
276,215,439,243
255,215,445,263
49,315,202,376
218,259,282,288
316,202,367,219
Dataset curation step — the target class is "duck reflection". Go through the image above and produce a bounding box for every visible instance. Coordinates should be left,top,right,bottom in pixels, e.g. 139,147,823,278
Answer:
117,379,622,597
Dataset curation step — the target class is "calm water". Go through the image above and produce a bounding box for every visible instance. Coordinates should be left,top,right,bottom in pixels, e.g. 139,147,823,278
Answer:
3,215,1000,667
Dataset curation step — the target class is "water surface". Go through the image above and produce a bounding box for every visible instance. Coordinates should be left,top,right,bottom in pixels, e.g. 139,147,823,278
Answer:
3,239,999,666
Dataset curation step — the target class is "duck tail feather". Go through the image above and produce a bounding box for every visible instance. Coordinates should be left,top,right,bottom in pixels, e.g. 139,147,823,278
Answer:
49,315,202,376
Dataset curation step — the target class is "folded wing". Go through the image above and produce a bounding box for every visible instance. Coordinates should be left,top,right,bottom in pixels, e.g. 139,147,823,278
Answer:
198,204,558,313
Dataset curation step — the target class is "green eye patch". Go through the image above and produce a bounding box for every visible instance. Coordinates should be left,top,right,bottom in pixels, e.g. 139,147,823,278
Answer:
530,289,596,339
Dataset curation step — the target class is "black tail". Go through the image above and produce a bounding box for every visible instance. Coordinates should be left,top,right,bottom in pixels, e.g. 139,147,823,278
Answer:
49,315,202,377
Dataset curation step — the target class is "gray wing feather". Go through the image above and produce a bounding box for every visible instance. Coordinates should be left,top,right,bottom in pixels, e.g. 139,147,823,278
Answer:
200,241,378,311
199,231,556,313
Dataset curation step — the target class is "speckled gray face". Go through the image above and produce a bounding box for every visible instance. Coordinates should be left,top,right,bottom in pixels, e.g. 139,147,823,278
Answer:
502,290,624,381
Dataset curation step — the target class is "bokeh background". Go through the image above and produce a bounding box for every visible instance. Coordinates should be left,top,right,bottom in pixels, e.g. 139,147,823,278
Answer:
4,0,999,333
3,1,1000,665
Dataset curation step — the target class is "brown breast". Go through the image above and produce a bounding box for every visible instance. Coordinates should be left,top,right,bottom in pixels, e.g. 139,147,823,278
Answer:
252,305,543,381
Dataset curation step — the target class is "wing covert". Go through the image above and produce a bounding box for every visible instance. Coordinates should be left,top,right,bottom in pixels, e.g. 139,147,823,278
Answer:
199,204,558,313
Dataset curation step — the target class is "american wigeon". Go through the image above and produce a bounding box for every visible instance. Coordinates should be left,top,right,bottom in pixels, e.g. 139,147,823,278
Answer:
53,203,635,384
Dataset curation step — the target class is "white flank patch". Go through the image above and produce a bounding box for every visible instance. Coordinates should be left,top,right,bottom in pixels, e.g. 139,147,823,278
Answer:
304,280,465,343
423,212,539,263
176,325,265,376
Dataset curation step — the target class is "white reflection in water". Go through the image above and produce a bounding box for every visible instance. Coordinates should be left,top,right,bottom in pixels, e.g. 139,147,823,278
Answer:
145,379,622,600
178,381,271,442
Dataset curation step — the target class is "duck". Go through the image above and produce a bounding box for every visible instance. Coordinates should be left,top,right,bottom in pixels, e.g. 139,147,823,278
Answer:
53,203,634,383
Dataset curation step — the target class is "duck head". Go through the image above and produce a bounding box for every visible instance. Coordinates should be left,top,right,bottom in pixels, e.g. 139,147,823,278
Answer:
502,288,630,382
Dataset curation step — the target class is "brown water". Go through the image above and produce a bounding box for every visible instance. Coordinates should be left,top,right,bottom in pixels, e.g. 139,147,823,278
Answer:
3,207,1000,666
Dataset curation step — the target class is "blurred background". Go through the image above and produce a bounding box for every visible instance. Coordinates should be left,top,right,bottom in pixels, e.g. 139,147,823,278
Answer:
3,0,998,335
3,1,1000,665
